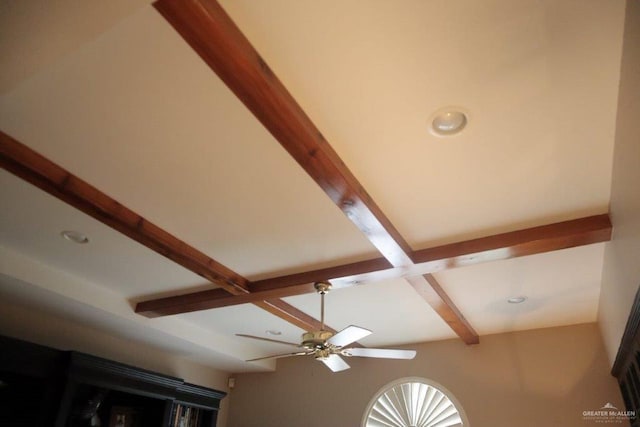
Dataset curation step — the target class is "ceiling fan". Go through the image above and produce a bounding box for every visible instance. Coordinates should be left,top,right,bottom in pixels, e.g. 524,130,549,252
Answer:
237,282,416,372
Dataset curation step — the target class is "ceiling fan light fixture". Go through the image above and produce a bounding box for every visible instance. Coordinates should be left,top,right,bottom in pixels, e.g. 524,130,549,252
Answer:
429,107,468,136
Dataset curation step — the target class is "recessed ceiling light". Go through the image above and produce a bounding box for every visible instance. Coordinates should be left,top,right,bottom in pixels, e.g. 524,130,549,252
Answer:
61,230,89,244
429,108,468,136
507,296,527,304
266,330,282,336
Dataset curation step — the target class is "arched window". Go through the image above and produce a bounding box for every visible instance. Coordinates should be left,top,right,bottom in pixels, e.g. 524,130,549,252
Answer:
362,377,468,427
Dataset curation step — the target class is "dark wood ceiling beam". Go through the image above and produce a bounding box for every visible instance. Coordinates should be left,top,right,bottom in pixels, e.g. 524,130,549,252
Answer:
138,288,230,318
134,213,612,315
406,274,479,345
410,213,613,267
250,258,392,292
0,131,249,295
136,259,395,317
136,284,317,318
0,130,331,330
153,0,413,268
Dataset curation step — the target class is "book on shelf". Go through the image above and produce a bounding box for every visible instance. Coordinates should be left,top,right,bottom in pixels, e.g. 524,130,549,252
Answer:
172,404,202,427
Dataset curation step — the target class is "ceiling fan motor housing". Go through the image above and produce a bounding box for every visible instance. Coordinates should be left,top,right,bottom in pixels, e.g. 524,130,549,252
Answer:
301,330,334,349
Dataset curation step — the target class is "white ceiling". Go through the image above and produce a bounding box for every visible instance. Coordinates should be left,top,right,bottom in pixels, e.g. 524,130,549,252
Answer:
0,0,626,373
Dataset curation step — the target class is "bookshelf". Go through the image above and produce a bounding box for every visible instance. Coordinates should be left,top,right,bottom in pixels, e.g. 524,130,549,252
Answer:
0,336,226,427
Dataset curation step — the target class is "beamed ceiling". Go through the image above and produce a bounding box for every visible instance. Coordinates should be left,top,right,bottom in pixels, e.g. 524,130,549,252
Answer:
0,0,625,372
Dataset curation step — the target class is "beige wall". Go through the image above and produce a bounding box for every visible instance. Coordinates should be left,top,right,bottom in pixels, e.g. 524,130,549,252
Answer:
227,323,621,427
599,0,640,366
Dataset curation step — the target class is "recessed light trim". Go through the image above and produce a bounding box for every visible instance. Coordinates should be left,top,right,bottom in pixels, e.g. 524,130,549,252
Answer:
507,296,527,304
429,107,468,137
61,230,89,244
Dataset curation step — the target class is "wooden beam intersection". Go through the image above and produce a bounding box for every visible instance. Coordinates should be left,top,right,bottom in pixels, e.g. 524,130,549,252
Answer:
152,0,480,344
135,213,612,317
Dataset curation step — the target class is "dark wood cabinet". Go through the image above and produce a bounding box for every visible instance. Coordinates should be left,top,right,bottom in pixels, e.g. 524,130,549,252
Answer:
0,336,226,427
612,288,640,427
0,336,67,426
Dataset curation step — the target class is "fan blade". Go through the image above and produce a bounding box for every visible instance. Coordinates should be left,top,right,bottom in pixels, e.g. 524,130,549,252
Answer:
246,351,311,362
319,354,350,372
236,334,301,347
327,325,372,347
343,348,417,359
